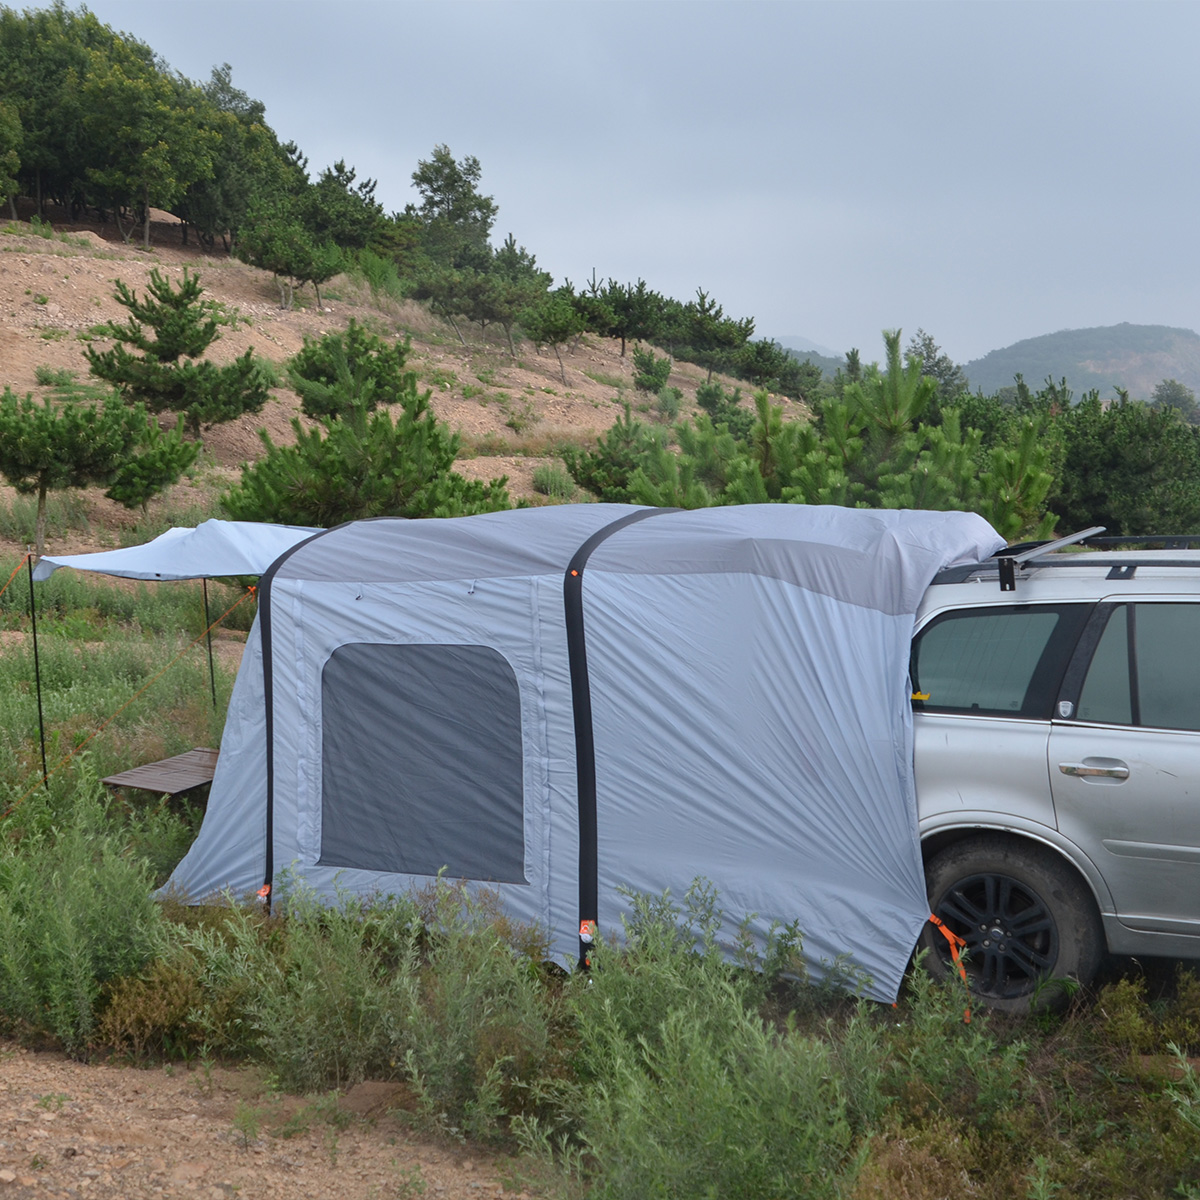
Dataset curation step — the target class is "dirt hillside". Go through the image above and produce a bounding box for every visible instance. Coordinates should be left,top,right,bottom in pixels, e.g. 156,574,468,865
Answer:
0,203,781,560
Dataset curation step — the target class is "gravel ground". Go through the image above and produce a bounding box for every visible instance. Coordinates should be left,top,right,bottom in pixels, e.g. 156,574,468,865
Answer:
0,1043,527,1200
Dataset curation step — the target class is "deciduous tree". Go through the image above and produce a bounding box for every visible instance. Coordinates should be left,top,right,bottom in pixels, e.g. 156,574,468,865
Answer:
80,41,217,247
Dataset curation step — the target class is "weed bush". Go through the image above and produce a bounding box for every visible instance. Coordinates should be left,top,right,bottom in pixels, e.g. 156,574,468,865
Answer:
246,886,423,1091
352,250,408,302
531,463,576,502
0,493,89,546
34,365,76,387
528,882,865,1198
0,773,163,1055
401,882,559,1141
577,1001,856,1200
884,961,1028,1134
654,385,681,421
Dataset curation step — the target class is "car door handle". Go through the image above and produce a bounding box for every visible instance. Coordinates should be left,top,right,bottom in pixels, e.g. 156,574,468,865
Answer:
1059,761,1130,780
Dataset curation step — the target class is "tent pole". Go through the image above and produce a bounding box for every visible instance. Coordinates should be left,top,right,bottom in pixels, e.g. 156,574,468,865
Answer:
202,579,216,709
26,550,47,788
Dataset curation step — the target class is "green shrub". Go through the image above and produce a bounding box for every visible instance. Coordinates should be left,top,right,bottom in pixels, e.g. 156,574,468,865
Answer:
0,773,163,1055
654,385,681,421
400,882,558,1141
631,346,671,393
532,463,576,502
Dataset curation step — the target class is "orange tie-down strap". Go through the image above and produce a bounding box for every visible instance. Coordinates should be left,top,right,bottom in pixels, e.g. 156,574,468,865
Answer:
927,912,972,1024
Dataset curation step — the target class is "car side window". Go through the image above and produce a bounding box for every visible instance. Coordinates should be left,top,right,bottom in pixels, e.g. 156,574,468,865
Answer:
912,605,1090,719
1077,603,1200,731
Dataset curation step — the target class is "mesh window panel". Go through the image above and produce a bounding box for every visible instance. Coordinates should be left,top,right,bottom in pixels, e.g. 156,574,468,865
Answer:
319,643,526,881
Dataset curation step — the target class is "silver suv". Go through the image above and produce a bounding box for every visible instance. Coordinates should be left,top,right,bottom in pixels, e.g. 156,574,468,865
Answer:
911,530,1200,1009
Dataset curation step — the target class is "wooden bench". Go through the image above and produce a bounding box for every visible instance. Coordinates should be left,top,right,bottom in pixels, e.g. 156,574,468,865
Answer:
102,747,219,798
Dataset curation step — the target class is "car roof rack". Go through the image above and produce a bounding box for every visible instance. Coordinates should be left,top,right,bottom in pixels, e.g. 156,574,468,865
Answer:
935,527,1200,590
995,526,1106,591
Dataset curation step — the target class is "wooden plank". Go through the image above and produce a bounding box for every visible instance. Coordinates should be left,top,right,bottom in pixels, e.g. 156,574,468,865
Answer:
102,748,218,796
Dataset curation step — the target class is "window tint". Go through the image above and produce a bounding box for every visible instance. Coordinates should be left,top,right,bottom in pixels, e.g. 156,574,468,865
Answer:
1078,604,1200,731
319,643,526,882
912,605,1087,718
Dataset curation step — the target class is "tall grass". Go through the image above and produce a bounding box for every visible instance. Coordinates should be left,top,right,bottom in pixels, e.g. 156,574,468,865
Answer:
0,493,90,546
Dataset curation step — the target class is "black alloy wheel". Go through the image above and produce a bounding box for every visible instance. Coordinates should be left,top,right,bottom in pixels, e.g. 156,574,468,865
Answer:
922,836,1103,1012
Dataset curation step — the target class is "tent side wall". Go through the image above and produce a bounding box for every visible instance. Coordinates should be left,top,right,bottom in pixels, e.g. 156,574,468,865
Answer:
579,507,1002,998
164,615,268,900
165,504,1004,996
583,569,926,998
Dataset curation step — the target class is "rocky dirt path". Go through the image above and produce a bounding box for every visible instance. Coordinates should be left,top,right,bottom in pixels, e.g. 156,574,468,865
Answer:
0,1043,525,1199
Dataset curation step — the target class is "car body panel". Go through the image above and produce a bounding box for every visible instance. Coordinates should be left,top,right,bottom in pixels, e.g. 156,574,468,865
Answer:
914,554,1200,965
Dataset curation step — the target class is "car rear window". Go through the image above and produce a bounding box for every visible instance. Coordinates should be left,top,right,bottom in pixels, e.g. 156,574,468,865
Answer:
912,604,1090,718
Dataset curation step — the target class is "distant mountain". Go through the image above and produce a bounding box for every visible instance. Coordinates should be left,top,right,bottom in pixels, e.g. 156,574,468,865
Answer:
770,336,845,378
964,324,1200,399
773,335,840,359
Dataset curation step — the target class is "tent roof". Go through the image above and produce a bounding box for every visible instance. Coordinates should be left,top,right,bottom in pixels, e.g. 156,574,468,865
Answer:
33,519,320,582
270,505,1003,616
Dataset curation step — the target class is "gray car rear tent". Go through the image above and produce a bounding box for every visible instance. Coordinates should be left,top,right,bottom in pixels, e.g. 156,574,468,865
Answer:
166,503,1003,1001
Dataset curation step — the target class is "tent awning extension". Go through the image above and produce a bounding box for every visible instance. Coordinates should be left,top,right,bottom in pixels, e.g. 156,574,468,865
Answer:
33,520,321,582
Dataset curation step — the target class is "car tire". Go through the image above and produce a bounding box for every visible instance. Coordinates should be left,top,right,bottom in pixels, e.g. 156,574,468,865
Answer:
920,836,1104,1012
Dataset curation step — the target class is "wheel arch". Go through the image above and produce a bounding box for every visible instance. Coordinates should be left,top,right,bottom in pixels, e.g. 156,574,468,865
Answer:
919,822,1114,924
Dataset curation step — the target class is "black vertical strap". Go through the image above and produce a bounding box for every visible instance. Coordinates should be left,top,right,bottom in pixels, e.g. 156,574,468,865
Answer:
257,527,336,902
202,579,217,709
564,507,677,966
27,551,47,788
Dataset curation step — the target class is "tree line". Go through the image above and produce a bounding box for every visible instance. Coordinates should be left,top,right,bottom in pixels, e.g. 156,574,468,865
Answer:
0,4,816,401
559,328,1200,541
4,5,1200,547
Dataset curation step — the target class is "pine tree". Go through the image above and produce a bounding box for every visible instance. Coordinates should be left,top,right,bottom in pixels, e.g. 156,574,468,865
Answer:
521,289,584,386
0,390,147,556
104,417,198,512
224,346,510,527
85,268,271,433
287,320,413,420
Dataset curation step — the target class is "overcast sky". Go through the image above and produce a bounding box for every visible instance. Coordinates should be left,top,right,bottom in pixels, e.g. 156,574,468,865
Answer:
71,0,1200,364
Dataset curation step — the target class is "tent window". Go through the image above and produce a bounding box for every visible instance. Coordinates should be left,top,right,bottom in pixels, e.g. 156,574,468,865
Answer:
318,643,526,882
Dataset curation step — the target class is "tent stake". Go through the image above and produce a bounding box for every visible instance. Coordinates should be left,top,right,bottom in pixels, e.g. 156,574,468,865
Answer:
26,549,47,788
202,579,216,709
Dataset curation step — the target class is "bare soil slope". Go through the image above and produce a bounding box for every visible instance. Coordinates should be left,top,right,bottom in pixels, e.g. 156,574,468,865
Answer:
0,204,782,560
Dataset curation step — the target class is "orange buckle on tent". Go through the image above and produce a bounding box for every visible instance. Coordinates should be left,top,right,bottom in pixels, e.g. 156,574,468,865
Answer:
579,919,597,944
928,912,971,1023
256,883,271,903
